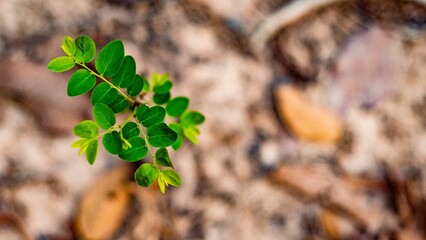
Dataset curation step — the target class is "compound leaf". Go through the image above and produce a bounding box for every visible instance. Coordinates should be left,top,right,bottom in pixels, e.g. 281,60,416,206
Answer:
47,56,75,72
152,73,172,94
121,122,140,139
112,55,136,88
73,120,98,138
155,148,173,168
118,136,148,162
91,82,118,105
95,39,124,77
181,111,205,128
161,170,181,187
103,131,122,154
86,140,98,165
147,123,178,148
134,163,158,187
74,35,96,63
61,36,76,57
140,106,166,127
166,97,189,117
169,123,183,150
127,75,144,97
108,94,128,113
93,103,116,130
67,69,96,96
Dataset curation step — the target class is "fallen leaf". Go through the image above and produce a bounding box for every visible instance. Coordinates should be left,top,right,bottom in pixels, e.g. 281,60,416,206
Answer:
275,85,342,144
76,165,132,240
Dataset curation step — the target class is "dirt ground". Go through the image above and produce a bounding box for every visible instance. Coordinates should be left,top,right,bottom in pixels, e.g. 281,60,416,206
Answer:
0,0,426,239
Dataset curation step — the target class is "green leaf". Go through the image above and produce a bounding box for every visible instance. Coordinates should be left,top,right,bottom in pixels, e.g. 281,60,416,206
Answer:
151,73,172,94
71,138,88,148
155,148,173,168
142,78,150,93
127,75,144,97
153,93,170,105
121,122,140,139
161,170,181,187
86,140,98,165
158,173,166,193
112,56,136,88
153,81,172,94
183,126,200,145
95,39,124,77
47,56,75,72
147,123,178,148
134,163,158,187
103,131,122,154
166,97,189,117
119,136,148,161
136,105,149,122
74,35,96,63
61,36,76,56
169,123,183,150
77,140,91,156
91,82,119,105
67,69,96,96
93,103,116,130
73,120,98,138
140,106,166,127
181,111,205,128
108,95,128,113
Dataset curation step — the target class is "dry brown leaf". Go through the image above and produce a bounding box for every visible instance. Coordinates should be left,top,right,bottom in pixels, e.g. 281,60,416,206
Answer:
275,85,342,144
76,166,132,240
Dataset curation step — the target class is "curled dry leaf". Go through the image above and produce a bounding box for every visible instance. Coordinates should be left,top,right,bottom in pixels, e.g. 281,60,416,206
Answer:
275,85,342,144
76,165,132,240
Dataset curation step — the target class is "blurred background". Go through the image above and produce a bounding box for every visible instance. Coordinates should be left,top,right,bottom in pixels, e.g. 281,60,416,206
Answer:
0,0,426,239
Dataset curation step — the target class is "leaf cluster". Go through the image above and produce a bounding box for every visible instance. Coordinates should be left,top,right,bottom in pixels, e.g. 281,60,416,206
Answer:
48,35,205,193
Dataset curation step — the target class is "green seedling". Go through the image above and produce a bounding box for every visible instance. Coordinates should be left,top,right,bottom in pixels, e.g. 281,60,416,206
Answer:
48,35,205,193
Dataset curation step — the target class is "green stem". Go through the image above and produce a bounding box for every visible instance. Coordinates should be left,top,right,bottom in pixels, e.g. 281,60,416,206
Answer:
136,121,156,160
76,62,135,104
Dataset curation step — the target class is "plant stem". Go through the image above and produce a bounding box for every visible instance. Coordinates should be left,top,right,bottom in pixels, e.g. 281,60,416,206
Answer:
137,121,156,159
76,62,135,104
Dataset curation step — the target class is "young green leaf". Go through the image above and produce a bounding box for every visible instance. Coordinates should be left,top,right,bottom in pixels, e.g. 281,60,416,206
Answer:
147,123,178,148
127,75,144,97
118,136,148,161
169,123,183,150
61,36,76,56
140,106,166,127
73,120,99,138
91,82,119,105
161,170,181,187
158,173,166,193
181,111,205,128
71,138,89,148
47,56,75,72
183,126,200,145
153,93,170,105
155,148,173,168
86,140,98,165
67,69,96,96
95,39,125,77
93,103,116,130
166,97,189,117
121,122,140,139
103,131,122,154
74,36,96,63
152,73,172,94
134,163,158,187
108,95,128,113
112,55,136,88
